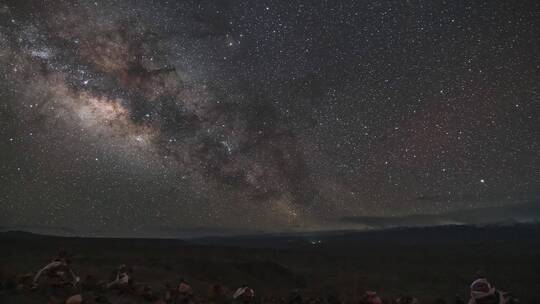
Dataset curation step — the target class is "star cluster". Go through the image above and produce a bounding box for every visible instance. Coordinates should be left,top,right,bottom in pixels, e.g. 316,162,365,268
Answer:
0,0,538,236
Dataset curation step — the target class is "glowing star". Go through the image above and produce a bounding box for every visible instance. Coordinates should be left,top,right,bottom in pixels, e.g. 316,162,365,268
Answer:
480,179,485,183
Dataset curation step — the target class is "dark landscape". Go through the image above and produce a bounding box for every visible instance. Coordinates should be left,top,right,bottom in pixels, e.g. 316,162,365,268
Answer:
1,224,539,303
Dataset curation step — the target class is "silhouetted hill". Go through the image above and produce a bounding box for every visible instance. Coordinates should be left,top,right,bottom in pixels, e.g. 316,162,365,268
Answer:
191,222,540,251
0,225,79,237
341,200,540,229
0,230,46,239
3,222,540,250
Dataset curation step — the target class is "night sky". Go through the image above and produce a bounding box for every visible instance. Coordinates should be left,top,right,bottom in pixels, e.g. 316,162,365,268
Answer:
0,0,538,237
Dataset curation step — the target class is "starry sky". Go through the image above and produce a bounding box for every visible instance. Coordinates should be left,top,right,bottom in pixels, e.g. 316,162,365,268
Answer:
0,0,539,237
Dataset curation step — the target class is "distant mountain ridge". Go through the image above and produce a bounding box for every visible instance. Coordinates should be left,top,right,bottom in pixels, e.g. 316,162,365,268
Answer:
0,225,79,237
2,223,540,253
190,222,540,250
0,230,48,238
341,200,540,229
2,200,539,239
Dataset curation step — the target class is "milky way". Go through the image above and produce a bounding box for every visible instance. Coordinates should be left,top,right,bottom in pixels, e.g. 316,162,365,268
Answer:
0,1,539,236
